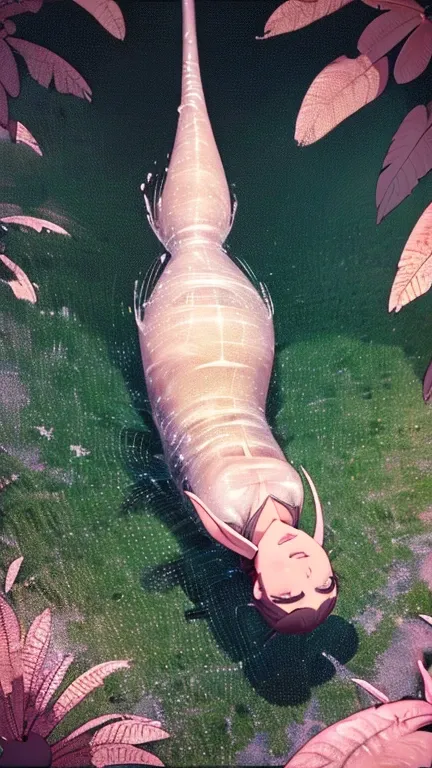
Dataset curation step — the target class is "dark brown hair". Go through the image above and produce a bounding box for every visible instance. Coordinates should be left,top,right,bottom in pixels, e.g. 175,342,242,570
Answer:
241,559,338,636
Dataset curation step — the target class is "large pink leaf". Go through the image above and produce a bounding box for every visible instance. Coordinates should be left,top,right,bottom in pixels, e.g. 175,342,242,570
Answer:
389,202,432,311
423,360,432,402
91,744,164,767
394,20,432,83
285,700,432,767
0,80,8,127
4,555,23,593
0,215,70,235
257,0,354,38
8,120,43,155
363,732,432,767
0,0,42,21
7,37,92,101
376,103,432,224
0,252,37,303
0,38,19,96
22,608,52,702
295,54,388,145
357,9,421,64
35,660,130,737
73,0,125,40
91,720,169,747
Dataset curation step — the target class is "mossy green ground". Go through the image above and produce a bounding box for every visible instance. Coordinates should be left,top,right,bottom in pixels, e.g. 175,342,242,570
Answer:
0,1,431,765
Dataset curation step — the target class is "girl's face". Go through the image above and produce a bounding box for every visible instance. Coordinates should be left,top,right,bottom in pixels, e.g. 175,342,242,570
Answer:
253,520,337,612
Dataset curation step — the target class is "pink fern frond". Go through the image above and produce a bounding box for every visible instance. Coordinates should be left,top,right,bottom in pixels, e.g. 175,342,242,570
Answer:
52,744,92,767
0,252,37,303
0,38,19,96
0,215,70,235
7,38,92,101
91,743,165,767
34,660,130,738
22,608,52,702
91,720,169,747
4,556,23,593
27,654,74,736
0,593,22,696
73,0,125,40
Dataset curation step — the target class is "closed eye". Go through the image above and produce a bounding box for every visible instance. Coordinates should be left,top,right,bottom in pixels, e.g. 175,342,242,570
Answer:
270,591,305,605
315,576,337,595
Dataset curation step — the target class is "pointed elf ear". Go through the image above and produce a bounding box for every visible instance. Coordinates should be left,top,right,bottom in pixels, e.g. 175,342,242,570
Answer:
184,491,258,559
253,579,262,600
300,466,324,546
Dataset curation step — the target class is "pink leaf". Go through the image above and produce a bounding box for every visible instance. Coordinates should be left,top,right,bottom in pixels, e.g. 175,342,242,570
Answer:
7,37,92,101
423,361,432,402
27,653,74,735
376,103,432,224
357,9,421,64
394,19,432,83
389,202,432,311
35,660,130,738
0,80,8,127
418,659,432,703
361,732,432,767
351,677,390,702
0,252,37,303
0,0,42,21
91,744,165,767
73,0,125,40
0,593,22,695
51,714,157,760
4,556,23,593
257,0,354,38
0,38,19,96
0,694,16,740
285,700,432,767
52,745,92,767
91,721,169,747
0,593,23,738
0,215,70,235
295,54,388,145
8,120,43,155
52,734,94,766
22,608,52,701
420,614,432,626
54,715,135,748
51,716,165,768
